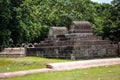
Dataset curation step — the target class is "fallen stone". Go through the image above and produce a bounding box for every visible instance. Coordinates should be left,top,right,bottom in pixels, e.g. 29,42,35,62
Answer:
46,58,120,70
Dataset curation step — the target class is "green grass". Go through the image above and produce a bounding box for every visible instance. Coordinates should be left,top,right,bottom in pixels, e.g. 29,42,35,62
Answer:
0,57,120,80
2,64,120,80
0,57,70,73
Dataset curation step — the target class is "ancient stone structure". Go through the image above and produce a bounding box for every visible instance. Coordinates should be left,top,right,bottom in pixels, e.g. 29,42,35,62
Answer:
26,21,118,60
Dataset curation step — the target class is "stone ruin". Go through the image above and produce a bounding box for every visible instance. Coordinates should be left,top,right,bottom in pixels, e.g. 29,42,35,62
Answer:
0,48,25,58
26,21,119,60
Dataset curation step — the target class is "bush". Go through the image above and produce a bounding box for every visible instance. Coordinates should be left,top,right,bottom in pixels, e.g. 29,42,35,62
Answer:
10,44,15,48
16,44,21,47
28,43,33,47
0,46,4,52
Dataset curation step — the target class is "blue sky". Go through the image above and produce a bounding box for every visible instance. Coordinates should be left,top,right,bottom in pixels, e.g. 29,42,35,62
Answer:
91,0,112,3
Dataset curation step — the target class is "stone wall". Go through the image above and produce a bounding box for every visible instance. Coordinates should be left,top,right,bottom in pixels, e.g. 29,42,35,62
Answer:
0,48,25,58
26,44,118,60
118,42,120,56
0,53,25,58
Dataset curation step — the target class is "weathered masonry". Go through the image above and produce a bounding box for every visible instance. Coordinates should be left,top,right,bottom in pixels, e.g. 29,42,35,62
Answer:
0,48,25,58
26,21,119,60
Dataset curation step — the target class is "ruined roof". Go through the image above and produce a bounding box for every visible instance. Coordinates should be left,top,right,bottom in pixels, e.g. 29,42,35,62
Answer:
69,21,93,33
71,21,91,29
48,27,68,37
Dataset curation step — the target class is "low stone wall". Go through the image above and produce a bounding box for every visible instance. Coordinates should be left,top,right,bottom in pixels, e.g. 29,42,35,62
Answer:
3,48,24,52
26,44,118,60
0,53,25,58
0,48,25,58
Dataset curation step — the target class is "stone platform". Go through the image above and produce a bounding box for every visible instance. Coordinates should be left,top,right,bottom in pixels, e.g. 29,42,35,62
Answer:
26,21,119,59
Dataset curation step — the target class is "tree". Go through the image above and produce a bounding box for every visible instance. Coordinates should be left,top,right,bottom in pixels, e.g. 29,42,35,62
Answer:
0,0,11,46
102,0,120,42
1,0,119,47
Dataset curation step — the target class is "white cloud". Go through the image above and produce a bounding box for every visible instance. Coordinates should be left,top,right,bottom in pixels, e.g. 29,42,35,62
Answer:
91,0,112,3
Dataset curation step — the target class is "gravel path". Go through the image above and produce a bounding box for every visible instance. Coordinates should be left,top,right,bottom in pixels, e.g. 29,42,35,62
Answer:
0,58,120,78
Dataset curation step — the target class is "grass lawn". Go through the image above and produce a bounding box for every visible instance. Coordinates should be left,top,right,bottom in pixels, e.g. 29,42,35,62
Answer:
2,64,120,80
0,57,70,73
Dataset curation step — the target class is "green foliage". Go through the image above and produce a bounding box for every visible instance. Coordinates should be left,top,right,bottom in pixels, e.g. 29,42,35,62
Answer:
102,0,120,42
0,0,119,46
0,0,11,45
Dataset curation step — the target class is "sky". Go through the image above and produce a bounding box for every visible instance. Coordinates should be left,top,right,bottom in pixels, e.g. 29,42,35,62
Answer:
91,0,112,3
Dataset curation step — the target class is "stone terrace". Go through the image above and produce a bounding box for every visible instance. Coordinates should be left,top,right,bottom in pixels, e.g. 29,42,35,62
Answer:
26,21,119,60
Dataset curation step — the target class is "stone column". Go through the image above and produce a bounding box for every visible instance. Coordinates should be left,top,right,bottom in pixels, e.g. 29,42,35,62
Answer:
118,42,120,56
71,54,75,60
54,49,59,58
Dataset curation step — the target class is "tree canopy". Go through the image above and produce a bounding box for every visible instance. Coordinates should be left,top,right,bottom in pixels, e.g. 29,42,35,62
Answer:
0,0,119,47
